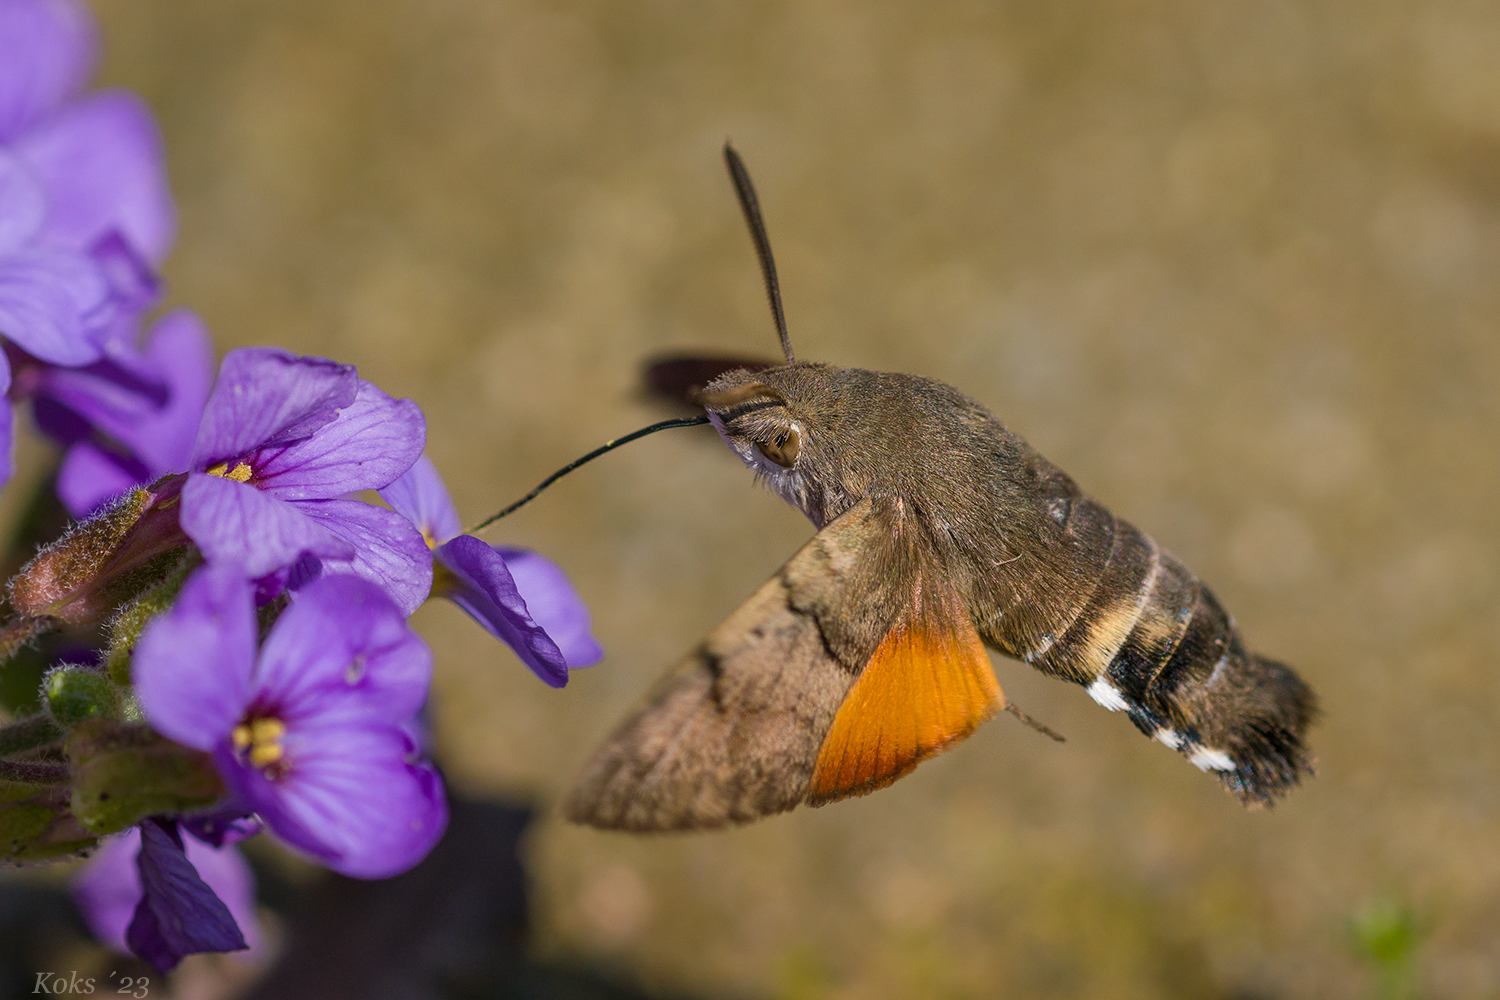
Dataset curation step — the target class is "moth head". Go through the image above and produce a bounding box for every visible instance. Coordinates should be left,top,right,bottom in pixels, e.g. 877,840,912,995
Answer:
697,365,856,526
698,377,800,465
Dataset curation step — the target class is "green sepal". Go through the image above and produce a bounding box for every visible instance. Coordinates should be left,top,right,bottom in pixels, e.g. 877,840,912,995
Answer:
0,790,97,863
44,665,124,728
15,837,98,861
0,780,44,804
0,803,52,849
105,548,200,687
66,719,224,835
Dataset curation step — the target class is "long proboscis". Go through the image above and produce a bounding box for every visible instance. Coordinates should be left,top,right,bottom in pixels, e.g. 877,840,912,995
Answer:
469,415,711,533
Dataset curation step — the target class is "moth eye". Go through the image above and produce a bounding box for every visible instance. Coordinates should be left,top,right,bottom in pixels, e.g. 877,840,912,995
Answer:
756,425,801,468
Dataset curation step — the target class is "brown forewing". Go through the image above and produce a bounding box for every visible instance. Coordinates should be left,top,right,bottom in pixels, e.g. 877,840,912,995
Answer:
564,498,900,831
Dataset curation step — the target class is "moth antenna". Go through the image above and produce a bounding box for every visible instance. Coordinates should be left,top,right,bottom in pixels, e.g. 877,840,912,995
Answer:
469,415,710,533
1005,702,1066,743
723,142,795,364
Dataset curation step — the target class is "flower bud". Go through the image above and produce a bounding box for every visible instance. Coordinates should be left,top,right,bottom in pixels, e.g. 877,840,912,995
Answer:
67,719,224,835
9,477,191,626
45,666,124,728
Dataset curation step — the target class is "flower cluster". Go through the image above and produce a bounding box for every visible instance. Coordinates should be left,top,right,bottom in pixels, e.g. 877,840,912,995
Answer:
0,0,174,497
0,0,602,977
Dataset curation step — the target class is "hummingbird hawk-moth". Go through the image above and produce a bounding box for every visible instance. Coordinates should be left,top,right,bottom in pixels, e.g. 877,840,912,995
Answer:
562,145,1317,832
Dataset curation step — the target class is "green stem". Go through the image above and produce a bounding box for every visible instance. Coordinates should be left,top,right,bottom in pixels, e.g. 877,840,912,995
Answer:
0,759,68,786
0,715,61,757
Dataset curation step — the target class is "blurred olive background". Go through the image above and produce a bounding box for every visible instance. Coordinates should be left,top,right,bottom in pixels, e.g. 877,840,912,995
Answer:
40,0,1500,996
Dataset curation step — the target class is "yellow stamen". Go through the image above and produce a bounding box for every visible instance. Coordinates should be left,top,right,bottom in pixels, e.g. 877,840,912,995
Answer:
248,742,284,767
249,718,285,742
234,716,288,774
206,461,253,482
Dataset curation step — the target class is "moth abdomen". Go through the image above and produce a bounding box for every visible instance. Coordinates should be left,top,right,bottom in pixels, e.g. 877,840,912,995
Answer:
1142,585,1235,725
1100,546,1199,708
985,501,1316,805
1008,514,1154,684
1204,652,1317,801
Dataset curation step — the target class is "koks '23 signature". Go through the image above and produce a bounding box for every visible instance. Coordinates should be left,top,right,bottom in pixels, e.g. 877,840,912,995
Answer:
33,972,150,996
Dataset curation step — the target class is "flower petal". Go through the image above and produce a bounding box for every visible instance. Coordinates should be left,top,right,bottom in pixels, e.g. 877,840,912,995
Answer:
222,725,447,880
177,833,259,954
38,309,210,514
180,473,355,579
190,348,356,469
435,534,568,687
13,91,175,262
378,452,463,544
134,564,255,751
498,548,603,668
254,572,432,725
0,0,96,143
70,827,139,953
39,310,208,516
180,801,262,848
0,149,45,254
131,308,213,473
74,824,261,961
56,439,143,516
255,381,425,498
0,245,106,364
31,356,161,446
125,819,248,974
89,228,161,318
295,499,433,616
0,351,11,492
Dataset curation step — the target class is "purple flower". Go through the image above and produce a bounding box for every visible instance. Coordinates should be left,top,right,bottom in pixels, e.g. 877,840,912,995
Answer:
180,347,431,614
0,0,173,266
180,800,263,848
25,307,212,516
0,0,176,489
0,0,173,262
134,565,447,879
381,454,602,687
72,819,259,974
0,0,96,145
0,140,163,366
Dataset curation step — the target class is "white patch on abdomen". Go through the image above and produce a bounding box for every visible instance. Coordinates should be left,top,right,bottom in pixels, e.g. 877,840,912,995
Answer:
1086,677,1129,712
1154,728,1183,749
1189,746,1236,772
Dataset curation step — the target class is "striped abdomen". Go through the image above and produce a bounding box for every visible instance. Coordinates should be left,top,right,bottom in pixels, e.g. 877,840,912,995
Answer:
980,495,1316,805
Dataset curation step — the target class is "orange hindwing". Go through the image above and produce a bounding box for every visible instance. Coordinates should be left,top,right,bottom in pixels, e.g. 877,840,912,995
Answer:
808,591,1003,804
